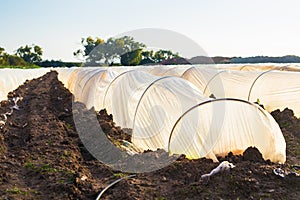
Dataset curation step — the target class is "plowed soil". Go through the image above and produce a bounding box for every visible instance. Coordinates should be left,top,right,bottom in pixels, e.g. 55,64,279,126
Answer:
0,71,299,200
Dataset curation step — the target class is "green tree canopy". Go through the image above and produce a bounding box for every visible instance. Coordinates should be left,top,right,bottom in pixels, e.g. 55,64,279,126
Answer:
120,49,143,66
0,47,5,56
16,45,43,63
152,50,179,63
140,50,180,65
0,47,28,66
73,37,104,59
74,36,146,66
74,36,182,66
0,47,6,65
7,55,27,66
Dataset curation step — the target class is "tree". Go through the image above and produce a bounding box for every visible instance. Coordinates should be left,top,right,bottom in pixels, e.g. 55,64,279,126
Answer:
73,37,105,65
74,36,182,66
153,50,179,63
0,47,4,56
16,45,43,63
140,50,155,65
74,36,146,66
140,49,179,64
7,55,27,66
120,49,143,66
73,37,104,58
0,46,37,67
0,47,7,65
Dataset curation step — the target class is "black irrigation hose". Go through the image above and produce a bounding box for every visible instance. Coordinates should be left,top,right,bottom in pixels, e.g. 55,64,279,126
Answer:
95,174,136,200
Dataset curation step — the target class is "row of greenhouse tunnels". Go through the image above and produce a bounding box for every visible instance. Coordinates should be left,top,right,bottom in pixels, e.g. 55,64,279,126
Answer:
1,64,300,166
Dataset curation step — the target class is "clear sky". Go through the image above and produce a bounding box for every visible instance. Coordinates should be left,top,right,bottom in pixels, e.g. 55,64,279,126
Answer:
1,0,300,61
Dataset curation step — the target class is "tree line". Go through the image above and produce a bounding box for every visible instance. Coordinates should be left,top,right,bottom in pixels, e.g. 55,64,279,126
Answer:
73,36,180,66
230,55,300,63
0,45,42,68
3,37,300,68
1,36,180,68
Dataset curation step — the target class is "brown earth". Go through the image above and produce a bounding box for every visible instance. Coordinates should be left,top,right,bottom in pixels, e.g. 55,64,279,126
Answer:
0,71,299,200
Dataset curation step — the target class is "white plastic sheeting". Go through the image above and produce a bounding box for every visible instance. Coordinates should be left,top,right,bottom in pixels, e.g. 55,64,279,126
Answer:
65,67,286,162
148,65,192,76
67,67,101,94
248,70,300,117
169,99,286,163
103,70,160,128
182,68,265,99
0,65,290,163
215,64,300,72
233,64,300,72
55,67,78,87
132,76,208,151
76,69,120,110
182,67,300,117
0,68,51,101
182,67,226,96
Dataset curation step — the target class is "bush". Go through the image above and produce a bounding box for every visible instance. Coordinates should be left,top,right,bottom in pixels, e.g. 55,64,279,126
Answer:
7,55,27,66
120,49,143,66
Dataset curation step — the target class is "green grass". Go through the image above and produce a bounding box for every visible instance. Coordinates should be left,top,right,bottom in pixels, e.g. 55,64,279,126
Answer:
6,187,23,194
113,173,128,178
39,164,58,172
61,150,72,159
24,161,74,178
5,187,39,196
24,161,35,169
0,65,41,69
24,162,57,173
66,123,72,129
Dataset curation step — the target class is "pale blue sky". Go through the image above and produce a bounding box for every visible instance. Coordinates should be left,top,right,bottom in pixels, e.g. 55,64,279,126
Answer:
1,0,300,61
